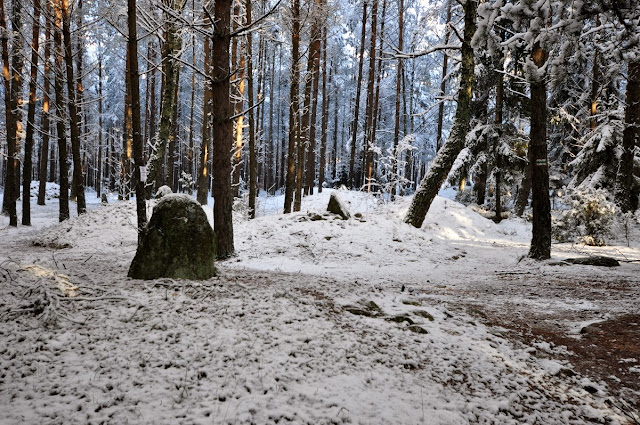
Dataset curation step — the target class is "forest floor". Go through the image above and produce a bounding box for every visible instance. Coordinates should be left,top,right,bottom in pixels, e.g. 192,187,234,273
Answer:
1,184,639,424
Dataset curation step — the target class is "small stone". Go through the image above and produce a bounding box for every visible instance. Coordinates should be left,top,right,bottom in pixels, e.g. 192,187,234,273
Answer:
385,315,415,325
402,299,421,306
413,310,434,321
407,325,428,334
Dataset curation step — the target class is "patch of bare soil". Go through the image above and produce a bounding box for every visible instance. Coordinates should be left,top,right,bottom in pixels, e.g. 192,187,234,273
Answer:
425,271,640,420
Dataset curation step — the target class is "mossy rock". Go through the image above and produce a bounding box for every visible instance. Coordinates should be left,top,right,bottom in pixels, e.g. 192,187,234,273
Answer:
412,310,434,321
402,299,421,306
385,315,415,325
407,325,428,334
128,194,216,280
308,213,326,221
344,300,383,318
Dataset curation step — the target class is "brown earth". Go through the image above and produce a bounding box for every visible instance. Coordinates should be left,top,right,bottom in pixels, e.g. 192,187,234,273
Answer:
423,270,640,421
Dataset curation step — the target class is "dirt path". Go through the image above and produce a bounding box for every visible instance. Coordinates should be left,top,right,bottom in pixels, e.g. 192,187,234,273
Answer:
420,264,640,417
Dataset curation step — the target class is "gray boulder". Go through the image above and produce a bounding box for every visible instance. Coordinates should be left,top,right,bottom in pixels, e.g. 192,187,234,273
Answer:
327,192,350,220
128,194,216,280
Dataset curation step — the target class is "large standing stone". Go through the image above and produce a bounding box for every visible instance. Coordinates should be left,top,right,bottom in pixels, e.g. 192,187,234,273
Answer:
128,194,216,280
327,192,351,220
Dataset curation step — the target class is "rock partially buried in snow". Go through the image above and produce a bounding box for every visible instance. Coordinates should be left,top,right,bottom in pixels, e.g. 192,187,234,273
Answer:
128,194,216,280
327,192,351,220
564,256,620,267
155,185,173,199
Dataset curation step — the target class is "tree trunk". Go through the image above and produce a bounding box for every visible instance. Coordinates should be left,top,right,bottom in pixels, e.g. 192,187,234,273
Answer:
127,0,148,240
318,27,328,194
121,49,132,200
188,28,196,181
283,0,300,214
615,60,640,212
97,53,103,198
349,0,367,188
268,42,275,193
436,0,452,153
197,5,212,205
22,0,42,225
362,0,377,190
231,5,245,198
527,42,551,260
246,0,258,218
61,0,86,215
38,9,52,205
211,0,235,258
148,1,183,195
0,0,20,226
304,14,322,197
332,69,339,182
391,0,404,198
367,0,386,191
53,1,70,221
404,0,476,228
589,15,600,131
168,66,180,191
493,66,504,222
148,42,158,158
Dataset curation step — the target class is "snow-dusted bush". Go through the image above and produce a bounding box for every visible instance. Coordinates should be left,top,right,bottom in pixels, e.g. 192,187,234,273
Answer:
552,189,616,246
178,172,194,195
232,196,250,221
454,188,476,205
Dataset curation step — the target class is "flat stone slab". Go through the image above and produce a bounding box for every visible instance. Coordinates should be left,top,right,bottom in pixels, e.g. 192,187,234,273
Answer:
563,256,620,267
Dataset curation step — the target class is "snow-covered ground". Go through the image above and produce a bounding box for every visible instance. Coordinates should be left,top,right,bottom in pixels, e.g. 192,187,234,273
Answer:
1,184,639,424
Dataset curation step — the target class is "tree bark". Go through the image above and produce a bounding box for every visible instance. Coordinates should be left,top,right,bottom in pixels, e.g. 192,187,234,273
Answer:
197,5,212,205
246,0,258,218
283,0,301,214
53,1,69,221
97,53,103,198
0,0,20,226
127,0,148,239
211,0,235,258
404,0,476,228
148,0,183,194
168,66,180,192
391,0,404,198
38,8,52,205
331,66,339,182
349,0,367,188
61,0,86,215
121,49,132,200
436,0,452,153
318,27,328,194
493,65,504,222
231,4,245,198
615,60,640,212
22,0,42,225
527,42,551,260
